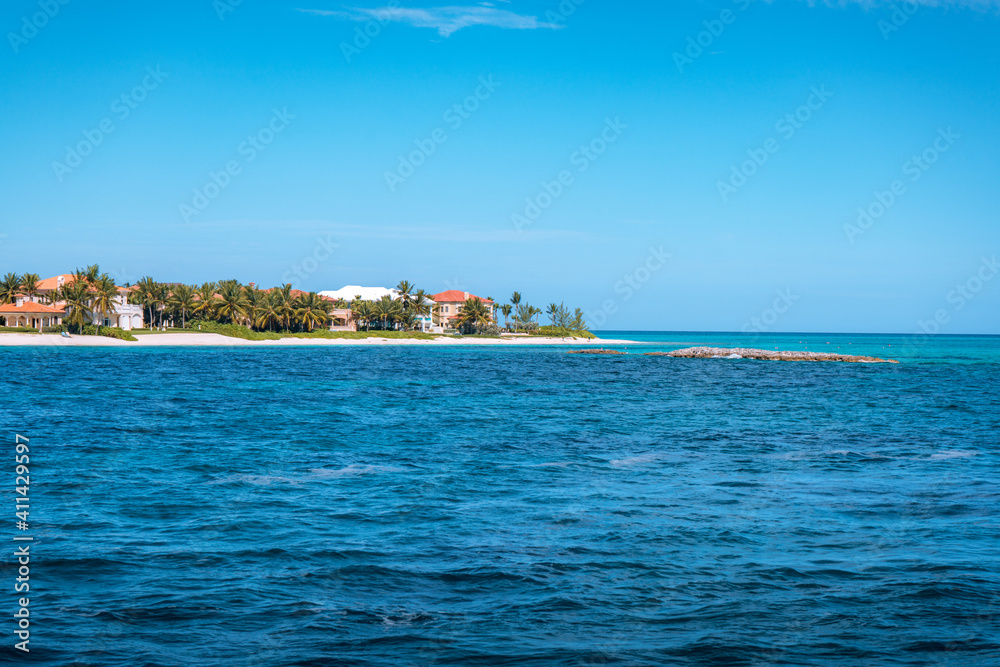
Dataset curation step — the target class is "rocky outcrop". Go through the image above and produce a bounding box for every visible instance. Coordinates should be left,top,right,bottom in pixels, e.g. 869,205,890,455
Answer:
568,348,627,355
650,347,898,364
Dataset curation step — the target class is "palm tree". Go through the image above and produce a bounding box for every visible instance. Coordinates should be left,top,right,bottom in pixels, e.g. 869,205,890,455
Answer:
132,277,160,328
193,282,218,321
216,281,247,325
373,295,402,330
83,264,101,287
352,300,373,331
510,292,522,331
244,286,265,330
95,276,119,329
89,274,120,333
408,289,431,330
255,291,281,332
21,274,40,300
0,273,22,304
515,303,536,328
455,297,492,333
546,302,560,326
61,281,93,333
168,284,197,329
295,292,331,332
153,283,170,328
396,280,413,310
274,284,295,331
499,304,512,331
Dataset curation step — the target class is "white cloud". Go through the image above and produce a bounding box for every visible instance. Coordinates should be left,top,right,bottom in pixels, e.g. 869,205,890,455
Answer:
300,4,564,37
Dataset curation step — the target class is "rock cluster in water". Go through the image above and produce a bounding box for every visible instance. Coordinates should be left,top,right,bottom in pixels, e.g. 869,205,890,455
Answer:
652,347,898,364
568,348,627,355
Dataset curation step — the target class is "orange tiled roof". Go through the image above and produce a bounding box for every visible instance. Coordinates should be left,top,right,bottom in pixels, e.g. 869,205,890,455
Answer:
0,302,66,314
36,274,76,291
431,290,493,304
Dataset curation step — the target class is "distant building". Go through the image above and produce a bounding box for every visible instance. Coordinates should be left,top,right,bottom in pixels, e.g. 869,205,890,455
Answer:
319,285,400,302
431,290,494,330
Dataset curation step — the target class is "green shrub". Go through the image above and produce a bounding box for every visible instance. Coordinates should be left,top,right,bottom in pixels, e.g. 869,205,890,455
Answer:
80,325,138,341
1,327,40,334
190,320,282,341
537,326,596,339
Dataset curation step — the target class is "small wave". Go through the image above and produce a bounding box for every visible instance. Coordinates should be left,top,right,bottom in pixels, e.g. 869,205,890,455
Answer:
928,450,978,460
610,452,663,467
308,464,403,478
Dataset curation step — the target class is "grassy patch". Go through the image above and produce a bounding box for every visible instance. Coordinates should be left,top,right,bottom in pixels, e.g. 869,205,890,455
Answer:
536,326,596,339
0,327,41,334
189,321,282,341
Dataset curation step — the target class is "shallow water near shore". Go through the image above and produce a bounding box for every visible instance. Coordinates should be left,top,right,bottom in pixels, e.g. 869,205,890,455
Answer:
4,332,999,665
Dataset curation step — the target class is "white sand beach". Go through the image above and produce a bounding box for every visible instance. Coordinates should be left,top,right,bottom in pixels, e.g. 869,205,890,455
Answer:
0,333,638,347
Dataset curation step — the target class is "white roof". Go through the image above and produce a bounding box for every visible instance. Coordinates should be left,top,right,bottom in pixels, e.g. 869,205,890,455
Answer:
318,285,400,301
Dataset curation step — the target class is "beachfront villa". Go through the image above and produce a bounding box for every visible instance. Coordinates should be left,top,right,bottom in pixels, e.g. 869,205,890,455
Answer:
15,274,145,330
0,297,66,330
431,290,494,330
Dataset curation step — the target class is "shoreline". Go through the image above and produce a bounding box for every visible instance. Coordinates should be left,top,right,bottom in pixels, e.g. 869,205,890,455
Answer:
0,332,640,347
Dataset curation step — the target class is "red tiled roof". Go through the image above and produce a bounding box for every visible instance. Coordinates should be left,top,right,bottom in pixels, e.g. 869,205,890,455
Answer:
431,290,493,304
0,302,66,314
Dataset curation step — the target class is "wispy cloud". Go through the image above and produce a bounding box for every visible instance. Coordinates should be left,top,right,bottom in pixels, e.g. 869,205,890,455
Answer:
819,0,1000,9
299,4,564,37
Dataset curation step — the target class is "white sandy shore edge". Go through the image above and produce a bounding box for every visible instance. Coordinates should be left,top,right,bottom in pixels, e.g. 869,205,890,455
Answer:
0,333,639,347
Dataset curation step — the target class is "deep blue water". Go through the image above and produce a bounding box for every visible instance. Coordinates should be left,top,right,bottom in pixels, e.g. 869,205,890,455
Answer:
3,332,999,666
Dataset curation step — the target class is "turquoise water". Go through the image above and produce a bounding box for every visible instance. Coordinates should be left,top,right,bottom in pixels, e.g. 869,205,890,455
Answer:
597,330,1000,364
3,332,999,665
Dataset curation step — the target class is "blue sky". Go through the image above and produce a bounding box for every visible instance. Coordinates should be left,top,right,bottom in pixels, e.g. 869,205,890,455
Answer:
1,0,998,333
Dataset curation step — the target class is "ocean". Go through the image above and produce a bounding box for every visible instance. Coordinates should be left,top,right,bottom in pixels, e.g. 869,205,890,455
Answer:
3,332,998,666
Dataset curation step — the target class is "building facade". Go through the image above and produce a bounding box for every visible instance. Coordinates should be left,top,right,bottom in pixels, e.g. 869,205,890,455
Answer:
431,290,494,330
0,298,66,329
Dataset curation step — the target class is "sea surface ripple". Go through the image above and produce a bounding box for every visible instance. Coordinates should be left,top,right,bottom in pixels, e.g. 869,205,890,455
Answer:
3,333,999,666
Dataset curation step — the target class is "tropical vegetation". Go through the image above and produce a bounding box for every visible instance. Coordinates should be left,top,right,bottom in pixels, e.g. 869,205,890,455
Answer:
1,266,594,339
